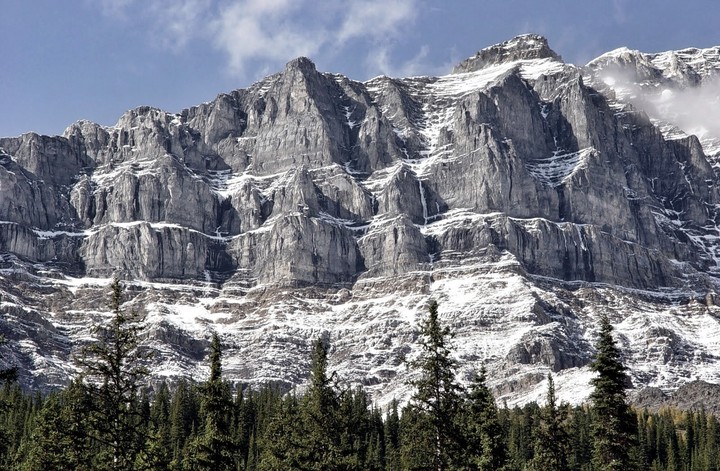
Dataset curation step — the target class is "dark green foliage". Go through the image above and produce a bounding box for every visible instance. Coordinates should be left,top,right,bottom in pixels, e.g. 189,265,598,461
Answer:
459,367,507,471
0,333,17,467
589,315,638,471
0,334,17,385
183,333,236,471
403,300,463,471
260,338,384,470
399,403,436,470
18,381,95,471
527,374,570,471
4,372,720,471
5,298,720,471
74,278,152,470
384,399,401,471
169,378,200,466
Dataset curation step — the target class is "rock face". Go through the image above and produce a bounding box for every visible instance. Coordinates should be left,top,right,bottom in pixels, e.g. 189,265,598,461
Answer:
2,35,720,405
633,381,720,415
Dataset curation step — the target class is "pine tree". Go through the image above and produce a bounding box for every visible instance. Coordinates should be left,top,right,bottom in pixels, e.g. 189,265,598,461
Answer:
399,403,436,471
17,394,71,471
169,378,199,467
184,333,236,471
0,334,17,385
297,337,353,470
527,373,570,471
0,333,17,465
384,399,401,471
18,380,94,471
258,392,303,471
459,366,507,471
135,383,173,470
589,315,637,471
404,300,463,471
75,277,152,470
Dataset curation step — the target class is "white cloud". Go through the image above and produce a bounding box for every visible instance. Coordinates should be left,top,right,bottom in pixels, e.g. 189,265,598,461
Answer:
149,0,214,50
210,0,325,75
612,0,629,24
92,0,213,49
337,0,418,44
364,44,459,79
90,0,422,79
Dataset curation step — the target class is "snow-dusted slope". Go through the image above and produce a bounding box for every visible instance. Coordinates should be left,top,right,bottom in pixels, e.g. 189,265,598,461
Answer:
2,35,720,407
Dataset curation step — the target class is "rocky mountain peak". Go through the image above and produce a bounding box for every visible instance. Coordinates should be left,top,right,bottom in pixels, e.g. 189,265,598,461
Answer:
3,35,720,409
285,56,318,75
453,34,562,73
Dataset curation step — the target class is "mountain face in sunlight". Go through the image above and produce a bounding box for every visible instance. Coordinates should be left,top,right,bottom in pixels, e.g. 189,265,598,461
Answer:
2,34,720,407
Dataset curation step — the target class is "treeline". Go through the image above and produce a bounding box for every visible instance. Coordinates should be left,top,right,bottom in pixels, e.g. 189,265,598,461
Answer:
1,282,720,470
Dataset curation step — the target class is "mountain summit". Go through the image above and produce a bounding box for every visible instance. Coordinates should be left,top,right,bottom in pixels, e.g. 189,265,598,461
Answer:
453,34,562,73
1,36,720,407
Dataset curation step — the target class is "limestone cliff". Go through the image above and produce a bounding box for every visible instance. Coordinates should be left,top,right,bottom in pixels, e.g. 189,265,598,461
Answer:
2,35,720,405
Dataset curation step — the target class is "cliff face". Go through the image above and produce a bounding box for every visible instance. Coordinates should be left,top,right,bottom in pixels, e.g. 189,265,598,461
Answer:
2,34,720,405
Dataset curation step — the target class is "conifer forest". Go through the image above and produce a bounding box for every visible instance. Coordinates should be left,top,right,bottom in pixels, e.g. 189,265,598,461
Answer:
2,282,720,471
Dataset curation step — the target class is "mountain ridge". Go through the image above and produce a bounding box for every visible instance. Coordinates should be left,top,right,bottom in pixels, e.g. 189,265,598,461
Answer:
2,34,720,408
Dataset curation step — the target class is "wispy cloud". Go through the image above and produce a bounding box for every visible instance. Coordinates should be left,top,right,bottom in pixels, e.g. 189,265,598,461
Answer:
599,67,720,145
152,0,213,50
91,0,422,79
337,0,418,44
210,0,325,75
365,45,454,78
612,0,629,24
93,0,136,17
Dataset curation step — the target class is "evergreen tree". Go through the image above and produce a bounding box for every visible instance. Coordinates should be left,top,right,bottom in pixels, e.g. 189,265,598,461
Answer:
297,337,354,470
399,403,436,471
589,315,637,471
567,405,593,470
384,399,401,471
75,277,152,470
459,366,507,471
0,334,17,385
18,380,94,471
184,333,236,471
169,378,199,467
404,300,463,471
258,393,303,470
135,383,173,470
0,333,17,465
527,373,570,471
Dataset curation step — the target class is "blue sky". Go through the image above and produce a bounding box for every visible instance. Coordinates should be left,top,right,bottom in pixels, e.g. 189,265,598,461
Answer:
1,0,718,137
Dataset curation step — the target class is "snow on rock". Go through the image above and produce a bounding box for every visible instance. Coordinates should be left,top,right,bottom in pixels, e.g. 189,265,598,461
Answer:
3,35,720,411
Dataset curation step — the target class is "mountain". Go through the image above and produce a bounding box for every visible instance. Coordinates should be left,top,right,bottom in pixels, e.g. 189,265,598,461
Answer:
2,34,720,407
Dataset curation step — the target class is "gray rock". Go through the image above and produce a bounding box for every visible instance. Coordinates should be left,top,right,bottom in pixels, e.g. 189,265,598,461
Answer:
453,34,562,74
3,35,720,406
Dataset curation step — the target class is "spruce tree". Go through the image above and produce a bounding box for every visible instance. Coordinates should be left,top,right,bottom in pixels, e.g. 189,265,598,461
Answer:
459,366,507,471
297,337,352,470
169,378,199,466
258,393,303,470
528,373,570,471
135,383,173,470
404,300,463,471
384,399,401,471
184,333,236,471
589,315,637,471
0,334,17,385
399,404,436,471
0,333,17,464
75,277,152,471
18,380,94,471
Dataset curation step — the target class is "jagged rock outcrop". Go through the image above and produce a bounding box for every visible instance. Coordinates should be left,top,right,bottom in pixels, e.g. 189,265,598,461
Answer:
3,35,720,406
453,34,562,73
633,381,720,414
